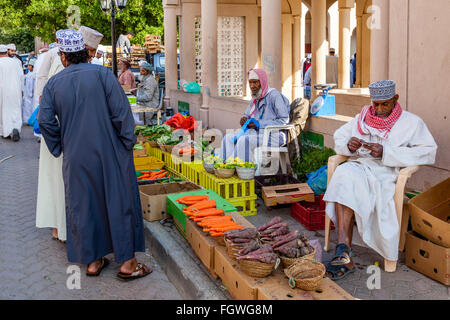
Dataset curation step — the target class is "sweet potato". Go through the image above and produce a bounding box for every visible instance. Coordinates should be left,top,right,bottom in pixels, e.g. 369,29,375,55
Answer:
230,237,254,244
272,230,301,248
275,246,299,258
266,226,290,237
275,239,301,250
257,216,282,232
238,241,261,256
266,222,289,231
238,252,277,264
225,228,258,239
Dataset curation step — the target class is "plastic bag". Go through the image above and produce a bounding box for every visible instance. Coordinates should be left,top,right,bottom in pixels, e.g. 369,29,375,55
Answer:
182,82,201,93
309,239,323,263
306,165,328,195
27,106,39,126
33,117,41,135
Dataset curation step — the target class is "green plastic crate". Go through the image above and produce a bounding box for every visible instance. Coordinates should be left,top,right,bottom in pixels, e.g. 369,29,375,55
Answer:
166,189,237,232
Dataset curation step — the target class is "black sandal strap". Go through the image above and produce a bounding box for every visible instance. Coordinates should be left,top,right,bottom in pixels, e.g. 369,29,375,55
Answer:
330,243,352,266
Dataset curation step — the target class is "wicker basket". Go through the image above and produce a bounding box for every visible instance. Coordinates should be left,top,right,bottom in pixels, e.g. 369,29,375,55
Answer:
148,140,159,148
239,257,279,278
284,259,325,291
203,162,216,174
280,246,316,269
236,166,257,180
225,239,245,260
164,145,176,154
214,168,235,179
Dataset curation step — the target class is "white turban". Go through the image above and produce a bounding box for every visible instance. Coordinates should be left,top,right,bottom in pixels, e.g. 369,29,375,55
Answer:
6,44,16,50
79,26,104,49
248,69,259,81
0,45,7,53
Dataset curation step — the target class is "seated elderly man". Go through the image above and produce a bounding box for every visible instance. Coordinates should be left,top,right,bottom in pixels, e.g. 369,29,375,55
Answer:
323,80,437,280
130,61,159,124
221,68,290,162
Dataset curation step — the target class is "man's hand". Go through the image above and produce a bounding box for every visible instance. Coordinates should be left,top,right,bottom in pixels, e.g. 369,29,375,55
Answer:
240,117,248,126
247,120,258,130
365,143,383,158
347,137,362,153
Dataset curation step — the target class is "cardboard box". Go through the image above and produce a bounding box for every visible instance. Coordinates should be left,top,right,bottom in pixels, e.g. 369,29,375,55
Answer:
214,245,259,300
409,178,450,248
139,182,201,222
186,219,218,278
405,231,450,286
133,148,147,158
262,183,315,207
255,271,355,300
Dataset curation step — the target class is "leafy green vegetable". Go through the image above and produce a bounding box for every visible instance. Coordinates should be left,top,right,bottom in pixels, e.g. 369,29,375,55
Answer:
133,144,144,150
292,145,336,182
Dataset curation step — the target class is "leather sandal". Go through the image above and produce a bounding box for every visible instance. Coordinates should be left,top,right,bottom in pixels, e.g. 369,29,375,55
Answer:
117,263,152,281
330,243,353,266
86,257,110,277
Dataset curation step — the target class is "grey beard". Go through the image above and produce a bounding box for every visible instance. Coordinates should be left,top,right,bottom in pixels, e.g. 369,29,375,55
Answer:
251,88,262,99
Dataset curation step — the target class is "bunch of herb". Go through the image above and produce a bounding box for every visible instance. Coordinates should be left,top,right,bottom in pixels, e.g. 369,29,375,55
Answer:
292,145,336,182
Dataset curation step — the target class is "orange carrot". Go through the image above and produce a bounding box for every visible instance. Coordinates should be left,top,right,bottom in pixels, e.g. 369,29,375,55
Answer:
209,232,225,237
210,225,243,232
191,208,224,218
183,200,217,213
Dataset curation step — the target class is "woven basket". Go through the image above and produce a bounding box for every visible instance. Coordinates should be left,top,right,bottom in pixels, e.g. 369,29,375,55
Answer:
148,140,159,148
165,145,176,154
225,239,245,260
280,247,316,269
284,259,325,291
239,257,279,278
214,168,235,179
236,166,257,180
203,162,216,174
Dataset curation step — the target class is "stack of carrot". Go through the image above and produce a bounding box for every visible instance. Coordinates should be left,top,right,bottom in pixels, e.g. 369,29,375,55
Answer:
176,195,244,237
137,169,168,181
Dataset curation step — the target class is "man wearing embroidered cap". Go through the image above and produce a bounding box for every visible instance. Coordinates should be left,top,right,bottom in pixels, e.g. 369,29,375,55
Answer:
78,26,104,62
220,68,290,163
0,44,24,141
38,29,151,280
323,80,438,280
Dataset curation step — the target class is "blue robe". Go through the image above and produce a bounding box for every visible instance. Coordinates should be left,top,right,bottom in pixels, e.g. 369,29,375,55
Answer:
38,63,145,264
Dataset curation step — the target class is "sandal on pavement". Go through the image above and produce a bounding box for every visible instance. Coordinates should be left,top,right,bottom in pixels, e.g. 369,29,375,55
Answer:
325,262,355,281
86,257,110,277
117,263,152,281
330,243,353,266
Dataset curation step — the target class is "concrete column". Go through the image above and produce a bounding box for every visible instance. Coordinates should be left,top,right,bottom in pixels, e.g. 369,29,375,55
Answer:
338,0,354,89
282,14,293,101
261,0,282,90
164,5,178,104
180,5,196,83
370,0,389,82
311,0,327,94
292,15,303,99
200,0,218,126
355,15,362,87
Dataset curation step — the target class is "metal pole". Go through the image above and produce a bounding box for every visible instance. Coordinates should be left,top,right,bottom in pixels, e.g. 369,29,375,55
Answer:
111,1,118,77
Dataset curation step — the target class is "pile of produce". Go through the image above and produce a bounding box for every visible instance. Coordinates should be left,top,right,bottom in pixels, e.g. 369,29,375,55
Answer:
164,113,197,132
224,228,260,258
135,124,172,139
258,216,291,244
204,155,223,165
272,231,315,259
174,141,199,156
156,134,181,146
292,144,336,182
236,244,278,265
137,169,169,181
177,195,244,237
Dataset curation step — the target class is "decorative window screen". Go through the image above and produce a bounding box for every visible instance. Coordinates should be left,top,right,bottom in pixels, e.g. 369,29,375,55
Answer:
194,16,245,97
194,17,202,86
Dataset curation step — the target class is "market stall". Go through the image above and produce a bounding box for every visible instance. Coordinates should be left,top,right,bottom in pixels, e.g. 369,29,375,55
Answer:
131,117,355,300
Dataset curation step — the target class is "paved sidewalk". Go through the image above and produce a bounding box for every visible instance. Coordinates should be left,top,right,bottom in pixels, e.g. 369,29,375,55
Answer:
0,127,181,300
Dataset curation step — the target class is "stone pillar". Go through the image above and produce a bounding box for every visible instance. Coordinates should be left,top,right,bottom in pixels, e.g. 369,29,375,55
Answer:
338,0,354,89
282,14,293,101
180,5,196,83
164,5,178,105
200,0,218,127
292,14,303,99
311,0,327,96
370,0,389,82
355,14,362,87
261,0,282,90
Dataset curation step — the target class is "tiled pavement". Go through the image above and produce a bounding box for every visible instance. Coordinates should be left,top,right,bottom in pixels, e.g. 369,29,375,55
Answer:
0,127,181,300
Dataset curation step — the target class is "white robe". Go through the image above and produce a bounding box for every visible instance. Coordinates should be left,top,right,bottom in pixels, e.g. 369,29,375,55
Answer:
22,71,35,123
0,57,23,137
35,48,66,241
323,111,437,261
